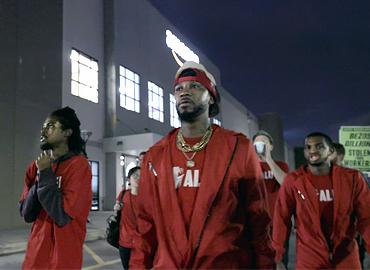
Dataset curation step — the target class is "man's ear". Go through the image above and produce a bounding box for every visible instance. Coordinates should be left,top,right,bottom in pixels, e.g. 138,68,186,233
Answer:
209,95,215,105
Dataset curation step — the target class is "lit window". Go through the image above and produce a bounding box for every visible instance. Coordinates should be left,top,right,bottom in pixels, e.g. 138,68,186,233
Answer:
169,94,181,128
213,118,221,126
119,66,140,112
70,49,99,103
148,81,164,122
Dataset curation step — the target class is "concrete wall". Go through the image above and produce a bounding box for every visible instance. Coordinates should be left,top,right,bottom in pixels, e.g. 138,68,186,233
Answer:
104,153,118,209
62,0,106,210
0,0,17,230
284,142,296,170
219,87,259,138
62,0,105,142
0,0,63,229
258,112,285,162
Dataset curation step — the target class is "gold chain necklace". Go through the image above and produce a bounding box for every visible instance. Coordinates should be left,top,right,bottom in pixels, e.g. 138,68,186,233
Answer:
176,126,213,152
176,126,213,168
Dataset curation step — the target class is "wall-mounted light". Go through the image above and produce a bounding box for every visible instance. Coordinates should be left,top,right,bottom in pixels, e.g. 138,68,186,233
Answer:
81,130,93,143
120,154,125,166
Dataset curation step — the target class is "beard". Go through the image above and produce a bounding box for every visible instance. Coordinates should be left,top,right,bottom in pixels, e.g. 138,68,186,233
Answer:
176,103,207,123
40,142,53,151
307,156,330,167
309,161,325,167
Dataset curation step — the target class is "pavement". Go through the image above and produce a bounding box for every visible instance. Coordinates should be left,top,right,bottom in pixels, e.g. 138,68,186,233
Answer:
1,212,367,269
0,211,112,256
0,210,296,268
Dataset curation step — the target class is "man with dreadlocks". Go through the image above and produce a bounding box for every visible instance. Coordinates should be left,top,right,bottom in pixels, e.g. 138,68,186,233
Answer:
19,107,92,270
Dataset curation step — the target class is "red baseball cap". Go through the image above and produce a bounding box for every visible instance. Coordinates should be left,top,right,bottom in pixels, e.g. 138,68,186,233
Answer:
174,61,218,99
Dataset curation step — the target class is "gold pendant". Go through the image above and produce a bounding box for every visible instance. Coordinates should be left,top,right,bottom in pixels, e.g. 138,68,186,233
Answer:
186,160,195,168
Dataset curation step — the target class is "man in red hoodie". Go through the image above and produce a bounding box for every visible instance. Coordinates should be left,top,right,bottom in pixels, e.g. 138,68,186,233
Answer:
130,61,266,269
273,132,370,269
19,107,92,270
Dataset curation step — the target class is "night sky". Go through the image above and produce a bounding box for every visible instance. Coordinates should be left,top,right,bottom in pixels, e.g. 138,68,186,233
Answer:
148,1,370,147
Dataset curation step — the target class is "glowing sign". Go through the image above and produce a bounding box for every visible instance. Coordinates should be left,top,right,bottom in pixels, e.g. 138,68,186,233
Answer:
166,30,199,65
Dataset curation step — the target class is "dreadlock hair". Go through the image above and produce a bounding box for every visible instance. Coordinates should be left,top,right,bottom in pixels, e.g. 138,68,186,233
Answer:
50,106,87,157
177,69,221,117
305,132,334,148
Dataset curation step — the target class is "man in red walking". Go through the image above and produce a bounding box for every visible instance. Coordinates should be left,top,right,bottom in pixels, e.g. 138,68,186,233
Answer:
252,130,289,269
130,61,266,269
273,132,370,269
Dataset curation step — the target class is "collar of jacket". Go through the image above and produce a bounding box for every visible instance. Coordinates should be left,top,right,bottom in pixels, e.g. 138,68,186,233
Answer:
52,152,77,164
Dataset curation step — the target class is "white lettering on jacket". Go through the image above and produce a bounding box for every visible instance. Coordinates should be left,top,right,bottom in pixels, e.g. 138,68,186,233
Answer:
173,167,200,188
316,189,334,202
263,170,274,180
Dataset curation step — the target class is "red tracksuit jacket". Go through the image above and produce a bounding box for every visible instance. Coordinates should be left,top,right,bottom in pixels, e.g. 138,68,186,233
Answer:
272,165,370,269
130,125,266,269
119,191,138,248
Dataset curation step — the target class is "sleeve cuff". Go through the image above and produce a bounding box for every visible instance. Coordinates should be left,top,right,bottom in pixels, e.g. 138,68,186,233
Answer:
38,168,56,187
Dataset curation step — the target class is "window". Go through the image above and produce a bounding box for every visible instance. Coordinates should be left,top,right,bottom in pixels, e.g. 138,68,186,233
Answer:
148,81,164,122
70,49,99,103
169,94,181,128
89,161,100,211
213,118,221,126
119,66,140,112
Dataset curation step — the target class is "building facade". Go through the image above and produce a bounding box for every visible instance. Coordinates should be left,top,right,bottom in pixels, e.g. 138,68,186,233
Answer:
1,0,291,229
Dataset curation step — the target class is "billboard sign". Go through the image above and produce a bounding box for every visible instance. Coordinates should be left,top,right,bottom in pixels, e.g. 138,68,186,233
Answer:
339,126,370,172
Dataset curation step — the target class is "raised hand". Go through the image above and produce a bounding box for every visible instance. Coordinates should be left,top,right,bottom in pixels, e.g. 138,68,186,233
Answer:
36,151,52,171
